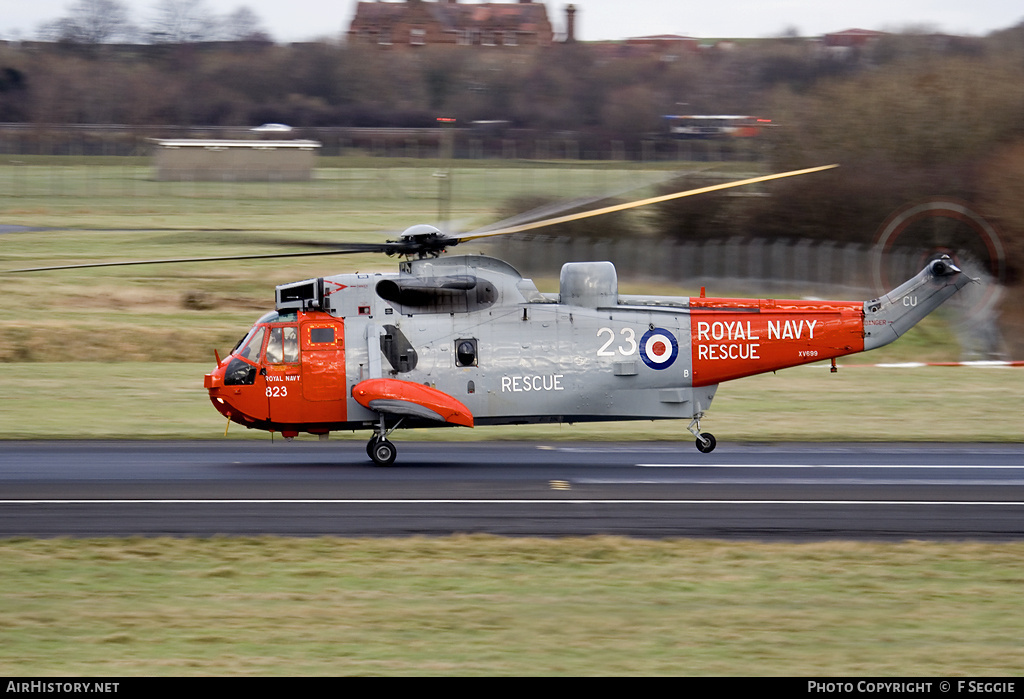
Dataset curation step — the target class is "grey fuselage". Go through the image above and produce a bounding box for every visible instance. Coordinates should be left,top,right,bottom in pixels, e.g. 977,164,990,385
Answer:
289,254,715,429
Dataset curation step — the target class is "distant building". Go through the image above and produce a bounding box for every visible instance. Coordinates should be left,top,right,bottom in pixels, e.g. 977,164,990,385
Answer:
348,0,575,48
823,28,887,48
623,34,699,59
150,139,321,181
586,34,700,62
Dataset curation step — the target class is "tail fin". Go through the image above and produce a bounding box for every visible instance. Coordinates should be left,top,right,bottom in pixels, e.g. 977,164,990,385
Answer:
863,255,971,351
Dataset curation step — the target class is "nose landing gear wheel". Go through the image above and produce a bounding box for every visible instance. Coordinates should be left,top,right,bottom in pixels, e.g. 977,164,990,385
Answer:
695,433,716,454
369,438,397,466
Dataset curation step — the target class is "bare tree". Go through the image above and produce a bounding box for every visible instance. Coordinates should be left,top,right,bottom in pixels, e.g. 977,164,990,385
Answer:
221,6,271,42
148,0,218,43
37,0,136,44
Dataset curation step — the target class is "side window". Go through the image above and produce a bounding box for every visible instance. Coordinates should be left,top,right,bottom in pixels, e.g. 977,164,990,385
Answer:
266,328,282,363
455,338,478,367
310,327,334,344
303,323,341,350
265,326,299,364
283,326,298,362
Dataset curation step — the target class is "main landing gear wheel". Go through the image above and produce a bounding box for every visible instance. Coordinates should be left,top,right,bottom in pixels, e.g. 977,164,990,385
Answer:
369,438,397,466
695,433,717,454
687,416,716,454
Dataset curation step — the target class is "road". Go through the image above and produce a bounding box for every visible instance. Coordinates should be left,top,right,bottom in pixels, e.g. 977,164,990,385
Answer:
1,440,1022,539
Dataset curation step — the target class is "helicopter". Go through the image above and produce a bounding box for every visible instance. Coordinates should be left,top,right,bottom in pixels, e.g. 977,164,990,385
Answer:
6,165,972,465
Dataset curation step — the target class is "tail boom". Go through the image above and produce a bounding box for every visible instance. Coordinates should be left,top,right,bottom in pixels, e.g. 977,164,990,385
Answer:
863,256,969,352
688,256,968,385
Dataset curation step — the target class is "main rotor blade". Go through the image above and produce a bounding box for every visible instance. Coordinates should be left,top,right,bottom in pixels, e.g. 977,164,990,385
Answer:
2,245,390,274
455,164,838,243
468,169,694,235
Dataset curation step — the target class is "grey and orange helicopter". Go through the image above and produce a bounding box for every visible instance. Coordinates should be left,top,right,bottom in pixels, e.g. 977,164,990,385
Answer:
7,165,971,465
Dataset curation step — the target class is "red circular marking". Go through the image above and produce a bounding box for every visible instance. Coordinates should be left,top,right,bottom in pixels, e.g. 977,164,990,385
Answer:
652,341,667,356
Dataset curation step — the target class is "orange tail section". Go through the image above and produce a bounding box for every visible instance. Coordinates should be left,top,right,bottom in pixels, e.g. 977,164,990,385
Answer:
689,298,865,386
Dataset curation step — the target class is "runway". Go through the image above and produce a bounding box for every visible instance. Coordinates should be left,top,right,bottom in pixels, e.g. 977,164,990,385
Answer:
1,440,1023,539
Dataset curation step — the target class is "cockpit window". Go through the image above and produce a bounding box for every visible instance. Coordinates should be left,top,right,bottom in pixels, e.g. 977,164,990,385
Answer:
265,326,299,364
235,326,266,362
224,357,257,386
230,312,301,363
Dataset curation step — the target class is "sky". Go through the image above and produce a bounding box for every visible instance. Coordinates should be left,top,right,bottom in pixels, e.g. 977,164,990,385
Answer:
2,0,1022,43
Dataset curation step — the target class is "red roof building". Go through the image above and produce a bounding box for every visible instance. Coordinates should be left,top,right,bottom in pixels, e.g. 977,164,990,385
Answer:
348,0,561,48
823,28,887,48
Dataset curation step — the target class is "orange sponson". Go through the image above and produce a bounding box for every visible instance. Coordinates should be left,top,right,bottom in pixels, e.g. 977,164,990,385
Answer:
352,378,474,427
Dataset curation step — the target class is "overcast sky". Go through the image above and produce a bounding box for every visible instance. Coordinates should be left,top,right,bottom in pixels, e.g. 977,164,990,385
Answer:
2,0,1022,43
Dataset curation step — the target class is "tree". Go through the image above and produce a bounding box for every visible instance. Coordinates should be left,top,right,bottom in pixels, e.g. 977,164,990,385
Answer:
148,0,217,43
221,6,270,42
37,0,136,44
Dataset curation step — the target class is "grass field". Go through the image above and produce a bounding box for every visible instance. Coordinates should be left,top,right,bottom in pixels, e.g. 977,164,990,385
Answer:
1,159,1021,677
2,537,1023,676
1,362,1021,441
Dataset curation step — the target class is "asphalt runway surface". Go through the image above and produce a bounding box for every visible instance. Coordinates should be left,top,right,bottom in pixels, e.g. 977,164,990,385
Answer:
1,440,1023,540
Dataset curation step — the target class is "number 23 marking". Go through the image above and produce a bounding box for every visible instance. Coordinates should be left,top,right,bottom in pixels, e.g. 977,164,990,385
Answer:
597,327,638,357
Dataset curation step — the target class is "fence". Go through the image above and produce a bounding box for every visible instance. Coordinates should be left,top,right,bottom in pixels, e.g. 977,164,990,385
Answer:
489,234,882,294
0,162,703,209
484,234,1005,359
0,123,770,162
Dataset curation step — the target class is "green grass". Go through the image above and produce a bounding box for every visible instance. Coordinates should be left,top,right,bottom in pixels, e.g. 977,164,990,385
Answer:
1,362,1020,441
1,536,1022,676
0,161,684,223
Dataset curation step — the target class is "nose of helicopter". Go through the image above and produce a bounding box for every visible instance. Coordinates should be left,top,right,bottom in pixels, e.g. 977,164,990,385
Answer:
204,361,233,419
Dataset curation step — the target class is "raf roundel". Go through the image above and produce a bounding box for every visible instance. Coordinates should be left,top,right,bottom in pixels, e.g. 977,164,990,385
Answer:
639,328,679,370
